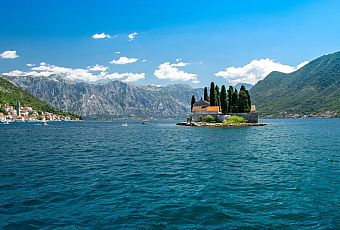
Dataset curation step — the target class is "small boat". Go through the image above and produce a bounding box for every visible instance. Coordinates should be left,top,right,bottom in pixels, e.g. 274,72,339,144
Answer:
1,120,10,125
142,120,149,125
120,123,128,127
42,117,47,126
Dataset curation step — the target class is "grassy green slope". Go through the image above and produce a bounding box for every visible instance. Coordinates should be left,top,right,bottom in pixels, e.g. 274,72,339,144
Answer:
250,51,340,116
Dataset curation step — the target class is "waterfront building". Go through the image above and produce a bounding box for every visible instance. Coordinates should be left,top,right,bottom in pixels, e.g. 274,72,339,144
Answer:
192,100,220,114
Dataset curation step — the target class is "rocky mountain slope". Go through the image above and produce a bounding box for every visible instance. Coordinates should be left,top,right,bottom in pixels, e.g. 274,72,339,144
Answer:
250,51,340,116
234,83,253,91
4,76,203,118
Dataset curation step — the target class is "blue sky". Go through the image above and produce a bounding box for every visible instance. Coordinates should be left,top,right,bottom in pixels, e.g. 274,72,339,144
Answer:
0,0,339,87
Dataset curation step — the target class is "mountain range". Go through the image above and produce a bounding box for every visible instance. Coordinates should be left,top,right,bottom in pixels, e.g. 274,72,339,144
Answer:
250,51,340,116
3,75,203,119
234,83,253,91
1,51,339,118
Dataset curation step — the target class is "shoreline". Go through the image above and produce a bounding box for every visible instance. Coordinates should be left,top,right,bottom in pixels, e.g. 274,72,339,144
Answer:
176,122,266,127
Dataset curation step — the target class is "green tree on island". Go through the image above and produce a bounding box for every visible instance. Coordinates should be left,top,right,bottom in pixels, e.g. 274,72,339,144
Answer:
227,86,234,113
215,85,220,107
231,89,239,113
238,85,251,113
204,87,209,102
220,85,228,114
238,89,249,113
209,82,216,106
196,83,253,114
191,95,196,111
246,89,251,109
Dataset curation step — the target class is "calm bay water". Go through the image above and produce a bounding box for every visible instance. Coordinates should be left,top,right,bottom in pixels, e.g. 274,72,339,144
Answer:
1,119,339,229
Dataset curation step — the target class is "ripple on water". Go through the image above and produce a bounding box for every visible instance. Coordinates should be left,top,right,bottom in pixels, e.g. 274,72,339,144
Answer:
0,119,339,229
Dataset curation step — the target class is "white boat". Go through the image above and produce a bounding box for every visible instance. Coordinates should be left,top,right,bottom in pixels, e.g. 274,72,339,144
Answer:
120,123,128,127
1,120,10,125
42,117,47,126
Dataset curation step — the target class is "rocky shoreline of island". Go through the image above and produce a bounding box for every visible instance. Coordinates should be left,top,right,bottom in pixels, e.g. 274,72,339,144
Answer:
176,122,266,127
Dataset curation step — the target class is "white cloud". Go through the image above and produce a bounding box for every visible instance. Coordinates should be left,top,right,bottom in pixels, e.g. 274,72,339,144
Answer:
154,61,199,83
123,73,145,82
3,62,144,83
26,63,35,67
105,72,145,82
92,33,111,39
141,59,147,62
128,32,138,41
0,50,19,59
215,58,309,85
149,84,162,87
115,51,121,54
4,70,26,76
87,64,108,72
110,56,138,65
170,62,187,67
296,61,309,69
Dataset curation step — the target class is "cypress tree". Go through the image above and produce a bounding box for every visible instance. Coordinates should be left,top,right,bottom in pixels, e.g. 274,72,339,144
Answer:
220,85,228,114
238,90,249,113
191,95,196,111
204,87,209,102
240,85,246,92
246,90,251,110
238,85,248,113
238,85,251,113
232,89,239,113
215,85,220,107
227,86,234,113
209,82,216,106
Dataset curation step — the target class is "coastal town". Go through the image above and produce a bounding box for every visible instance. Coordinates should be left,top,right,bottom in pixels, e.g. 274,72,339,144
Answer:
263,111,338,119
0,101,76,123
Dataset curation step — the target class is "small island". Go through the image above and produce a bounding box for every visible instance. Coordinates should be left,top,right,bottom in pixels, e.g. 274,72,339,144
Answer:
177,82,266,127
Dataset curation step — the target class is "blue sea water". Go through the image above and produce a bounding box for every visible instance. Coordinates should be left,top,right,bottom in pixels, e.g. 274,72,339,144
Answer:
0,119,339,229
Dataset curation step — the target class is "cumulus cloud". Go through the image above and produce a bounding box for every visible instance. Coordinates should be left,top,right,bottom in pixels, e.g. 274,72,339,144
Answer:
128,32,138,41
0,50,19,59
215,58,309,85
110,56,138,65
3,63,144,83
26,63,35,67
154,61,199,83
92,33,111,39
87,64,108,72
105,72,145,82
296,61,309,69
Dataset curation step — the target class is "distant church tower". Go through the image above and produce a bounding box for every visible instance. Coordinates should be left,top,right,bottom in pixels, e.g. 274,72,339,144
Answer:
16,100,21,116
